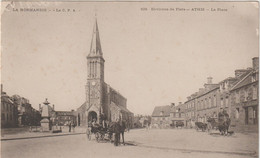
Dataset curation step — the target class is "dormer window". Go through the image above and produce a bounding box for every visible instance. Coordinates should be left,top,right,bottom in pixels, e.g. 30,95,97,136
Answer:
252,75,257,82
160,111,164,116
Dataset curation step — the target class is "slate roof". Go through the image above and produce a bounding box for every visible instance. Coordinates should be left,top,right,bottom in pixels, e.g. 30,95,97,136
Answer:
55,111,75,116
231,71,255,91
152,105,171,117
110,101,132,114
170,104,186,113
231,70,252,88
88,18,103,58
77,102,86,112
1,93,14,104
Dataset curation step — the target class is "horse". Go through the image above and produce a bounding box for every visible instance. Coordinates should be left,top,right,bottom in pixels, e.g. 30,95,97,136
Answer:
207,117,218,132
107,122,115,142
195,122,207,132
107,120,126,145
218,116,231,135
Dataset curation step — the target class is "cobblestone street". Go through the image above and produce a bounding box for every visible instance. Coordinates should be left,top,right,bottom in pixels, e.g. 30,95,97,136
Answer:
1,128,258,158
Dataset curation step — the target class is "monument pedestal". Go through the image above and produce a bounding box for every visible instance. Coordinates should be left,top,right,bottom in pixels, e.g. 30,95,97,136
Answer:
40,118,50,132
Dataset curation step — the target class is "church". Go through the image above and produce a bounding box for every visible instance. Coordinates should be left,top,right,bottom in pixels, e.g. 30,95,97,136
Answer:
76,18,134,127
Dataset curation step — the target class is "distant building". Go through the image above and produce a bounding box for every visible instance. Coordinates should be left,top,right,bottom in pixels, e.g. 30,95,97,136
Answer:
170,103,186,127
77,18,133,127
184,93,197,128
133,115,151,128
51,110,77,126
11,95,41,126
1,85,18,128
151,105,171,128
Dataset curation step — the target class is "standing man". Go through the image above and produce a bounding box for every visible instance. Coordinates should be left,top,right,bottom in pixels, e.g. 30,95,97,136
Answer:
113,119,121,146
69,121,72,133
120,120,126,145
223,108,229,118
218,108,224,123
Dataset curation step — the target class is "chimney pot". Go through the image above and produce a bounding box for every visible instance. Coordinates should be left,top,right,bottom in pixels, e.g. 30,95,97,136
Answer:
252,57,259,70
207,77,213,84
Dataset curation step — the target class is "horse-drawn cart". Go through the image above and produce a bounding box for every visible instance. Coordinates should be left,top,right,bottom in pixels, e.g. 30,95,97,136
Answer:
207,117,231,135
90,125,113,142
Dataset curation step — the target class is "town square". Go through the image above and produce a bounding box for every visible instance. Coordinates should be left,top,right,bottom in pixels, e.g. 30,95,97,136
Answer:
1,1,259,158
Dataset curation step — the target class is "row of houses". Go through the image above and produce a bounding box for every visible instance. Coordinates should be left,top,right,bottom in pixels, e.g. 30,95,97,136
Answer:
1,85,77,128
1,85,41,128
151,103,186,128
151,57,259,131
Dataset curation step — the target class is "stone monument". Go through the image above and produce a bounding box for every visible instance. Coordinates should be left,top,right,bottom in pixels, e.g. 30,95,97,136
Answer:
40,98,53,132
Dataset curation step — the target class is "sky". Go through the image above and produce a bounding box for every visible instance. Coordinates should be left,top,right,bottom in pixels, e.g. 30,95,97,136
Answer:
1,2,259,115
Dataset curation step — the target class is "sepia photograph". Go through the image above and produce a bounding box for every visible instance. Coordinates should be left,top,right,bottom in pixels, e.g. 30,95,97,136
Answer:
0,1,259,158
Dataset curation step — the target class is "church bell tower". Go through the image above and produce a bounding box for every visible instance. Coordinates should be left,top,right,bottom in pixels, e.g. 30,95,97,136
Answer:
85,18,105,124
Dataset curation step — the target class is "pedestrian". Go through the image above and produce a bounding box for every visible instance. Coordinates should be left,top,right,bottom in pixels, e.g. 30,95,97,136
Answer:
120,120,126,145
86,122,92,141
113,119,121,146
72,122,76,133
69,121,72,132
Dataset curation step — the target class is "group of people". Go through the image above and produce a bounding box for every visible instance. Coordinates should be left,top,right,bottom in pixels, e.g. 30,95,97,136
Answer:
87,118,129,146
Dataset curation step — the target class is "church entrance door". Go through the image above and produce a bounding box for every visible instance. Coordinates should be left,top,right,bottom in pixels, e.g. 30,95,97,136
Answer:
88,111,98,122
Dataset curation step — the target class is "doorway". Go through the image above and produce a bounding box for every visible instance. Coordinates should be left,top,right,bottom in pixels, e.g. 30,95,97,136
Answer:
88,111,97,123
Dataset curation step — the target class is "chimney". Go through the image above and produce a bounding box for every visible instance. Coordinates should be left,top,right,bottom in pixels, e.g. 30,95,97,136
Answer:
199,88,204,93
235,69,248,78
207,77,213,84
252,57,259,70
39,104,41,110
1,84,3,94
53,104,55,110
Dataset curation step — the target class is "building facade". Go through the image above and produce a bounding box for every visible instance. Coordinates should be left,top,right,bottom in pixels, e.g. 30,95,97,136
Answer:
183,57,258,132
51,111,77,126
229,57,259,128
185,94,197,128
11,95,41,126
151,105,171,128
77,18,133,127
151,103,186,128
184,77,220,126
1,86,18,128
170,103,186,127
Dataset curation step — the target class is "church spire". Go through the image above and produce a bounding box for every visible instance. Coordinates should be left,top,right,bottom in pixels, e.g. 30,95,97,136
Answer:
88,17,103,57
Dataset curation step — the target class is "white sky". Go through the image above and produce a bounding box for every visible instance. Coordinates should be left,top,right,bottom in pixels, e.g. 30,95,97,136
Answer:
1,2,259,115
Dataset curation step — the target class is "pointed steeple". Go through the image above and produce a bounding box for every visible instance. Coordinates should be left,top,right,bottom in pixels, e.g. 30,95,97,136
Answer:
88,17,103,57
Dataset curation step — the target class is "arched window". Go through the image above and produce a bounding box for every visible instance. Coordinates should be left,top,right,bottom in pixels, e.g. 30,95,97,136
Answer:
95,61,97,77
235,108,239,119
93,62,95,77
89,62,92,77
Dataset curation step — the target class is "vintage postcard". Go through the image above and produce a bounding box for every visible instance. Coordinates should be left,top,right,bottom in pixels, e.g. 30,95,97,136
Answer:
0,1,259,158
